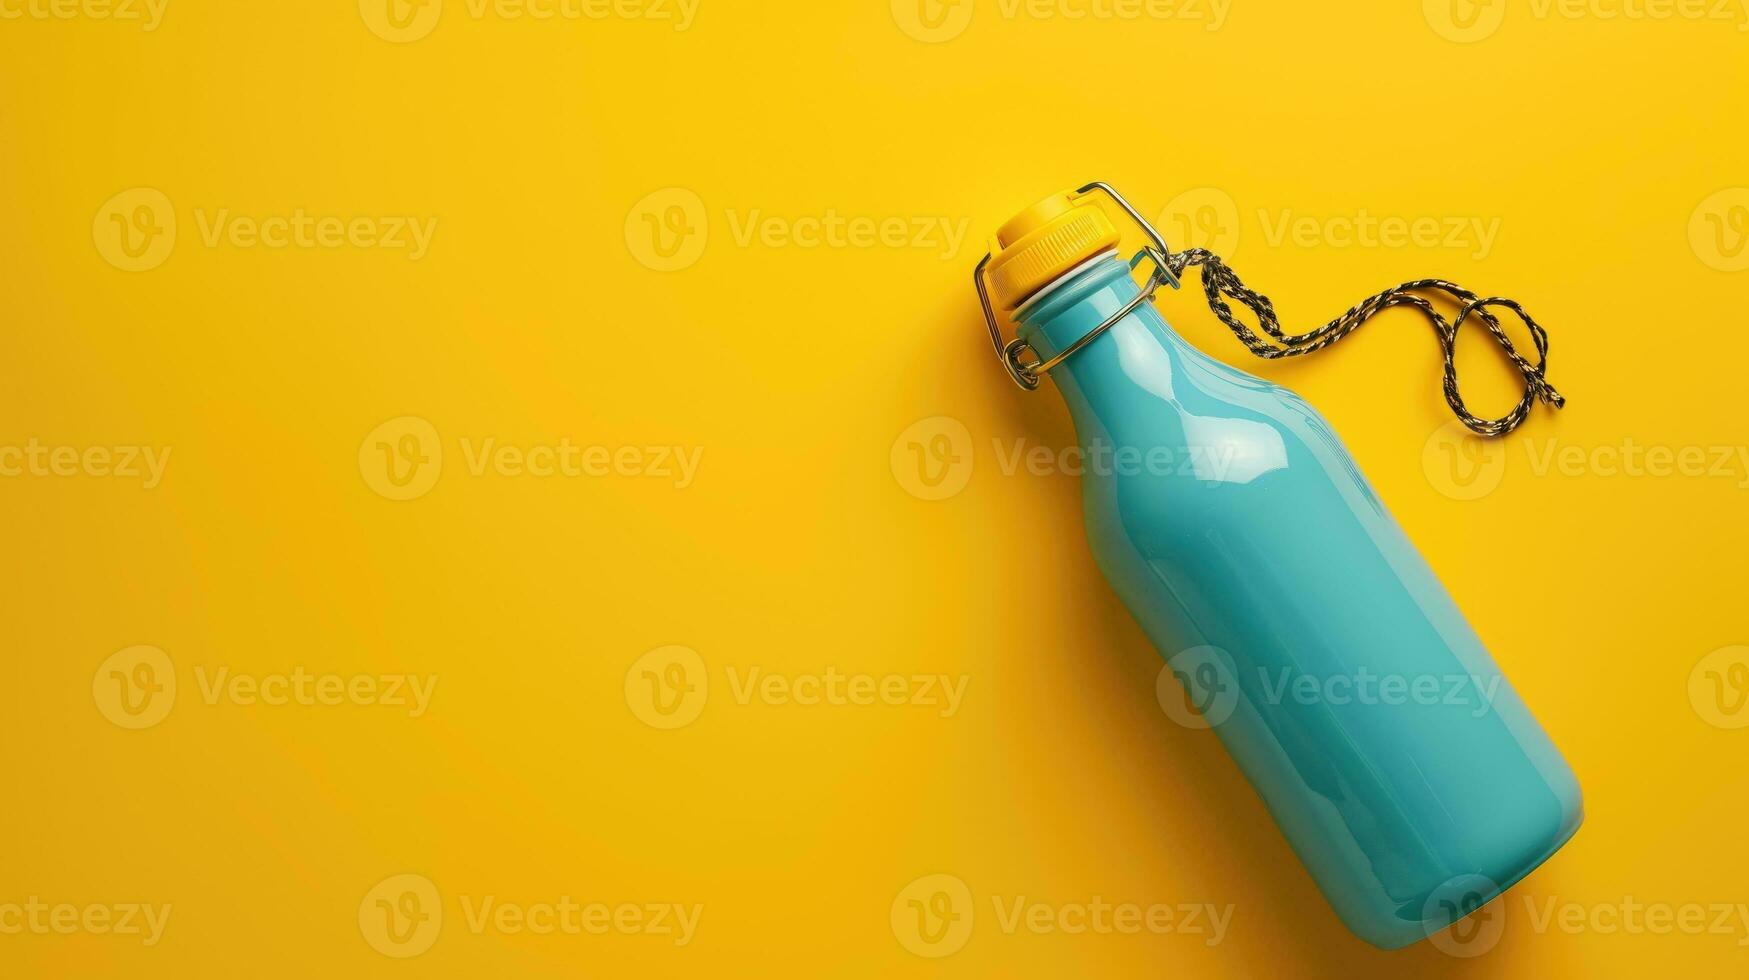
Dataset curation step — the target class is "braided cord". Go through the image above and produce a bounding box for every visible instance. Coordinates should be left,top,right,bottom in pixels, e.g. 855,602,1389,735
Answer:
1161,248,1564,437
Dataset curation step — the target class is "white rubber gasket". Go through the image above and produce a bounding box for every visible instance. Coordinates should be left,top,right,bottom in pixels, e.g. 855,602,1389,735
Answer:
1013,249,1121,317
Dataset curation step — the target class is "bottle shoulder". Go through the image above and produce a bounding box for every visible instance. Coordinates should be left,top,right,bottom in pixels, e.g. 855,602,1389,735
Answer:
1073,351,1388,552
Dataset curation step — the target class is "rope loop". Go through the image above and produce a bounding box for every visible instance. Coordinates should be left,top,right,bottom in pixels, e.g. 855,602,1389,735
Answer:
1163,248,1563,437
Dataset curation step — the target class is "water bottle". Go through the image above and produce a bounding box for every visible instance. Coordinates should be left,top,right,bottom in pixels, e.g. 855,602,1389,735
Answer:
973,184,1582,949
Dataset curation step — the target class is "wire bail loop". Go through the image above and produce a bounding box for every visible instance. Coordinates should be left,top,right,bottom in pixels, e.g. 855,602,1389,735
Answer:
975,182,1180,390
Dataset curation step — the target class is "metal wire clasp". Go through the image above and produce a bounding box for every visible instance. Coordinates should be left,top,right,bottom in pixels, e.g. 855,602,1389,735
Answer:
974,182,1181,390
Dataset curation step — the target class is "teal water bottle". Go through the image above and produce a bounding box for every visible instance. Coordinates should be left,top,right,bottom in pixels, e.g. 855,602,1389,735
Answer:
973,184,1582,949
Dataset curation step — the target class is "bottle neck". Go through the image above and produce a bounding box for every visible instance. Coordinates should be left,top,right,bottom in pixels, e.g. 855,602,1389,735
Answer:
1013,254,1187,432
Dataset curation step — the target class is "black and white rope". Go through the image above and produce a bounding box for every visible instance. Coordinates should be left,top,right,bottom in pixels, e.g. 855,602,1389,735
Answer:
1162,248,1565,437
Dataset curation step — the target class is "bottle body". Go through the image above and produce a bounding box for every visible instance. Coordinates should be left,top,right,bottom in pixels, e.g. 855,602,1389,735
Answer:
1016,255,1582,949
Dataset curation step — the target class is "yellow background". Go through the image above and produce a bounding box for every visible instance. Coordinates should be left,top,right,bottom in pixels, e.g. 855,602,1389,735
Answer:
3,0,1748,976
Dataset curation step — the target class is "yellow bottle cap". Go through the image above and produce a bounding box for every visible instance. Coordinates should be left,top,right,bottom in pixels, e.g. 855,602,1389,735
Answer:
985,190,1121,311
